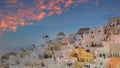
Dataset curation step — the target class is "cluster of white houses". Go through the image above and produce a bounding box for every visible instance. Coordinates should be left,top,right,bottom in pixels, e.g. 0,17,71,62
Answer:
1,17,120,68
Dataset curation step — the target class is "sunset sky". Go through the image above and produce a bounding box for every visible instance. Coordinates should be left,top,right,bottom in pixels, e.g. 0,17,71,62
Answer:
0,0,120,49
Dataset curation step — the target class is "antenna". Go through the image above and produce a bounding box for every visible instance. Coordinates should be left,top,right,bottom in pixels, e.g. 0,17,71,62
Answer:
42,33,45,44
40,33,45,45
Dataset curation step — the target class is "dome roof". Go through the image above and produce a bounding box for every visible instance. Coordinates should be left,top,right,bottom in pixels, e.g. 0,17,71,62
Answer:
44,35,49,38
57,32,65,36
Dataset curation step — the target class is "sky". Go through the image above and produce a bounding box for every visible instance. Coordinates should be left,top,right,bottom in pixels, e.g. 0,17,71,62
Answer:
0,0,120,49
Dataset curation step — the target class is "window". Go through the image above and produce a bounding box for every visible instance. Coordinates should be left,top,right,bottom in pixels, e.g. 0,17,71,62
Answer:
86,65,90,68
95,66,97,68
113,24,115,27
86,65,89,67
91,32,93,34
117,20,120,25
100,63,102,65
98,30,100,33
68,47,70,49
100,54,102,57
118,29,120,34
117,22,120,25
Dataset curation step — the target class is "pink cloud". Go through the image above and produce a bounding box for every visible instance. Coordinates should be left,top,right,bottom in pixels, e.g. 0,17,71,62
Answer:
0,0,99,36
5,0,18,4
47,11,54,16
95,0,99,5
65,0,74,8
11,0,17,4
36,12,46,21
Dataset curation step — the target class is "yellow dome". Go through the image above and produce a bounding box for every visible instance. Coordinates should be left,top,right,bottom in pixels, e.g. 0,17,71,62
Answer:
69,48,94,62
